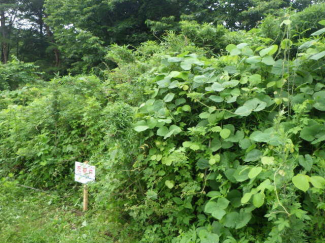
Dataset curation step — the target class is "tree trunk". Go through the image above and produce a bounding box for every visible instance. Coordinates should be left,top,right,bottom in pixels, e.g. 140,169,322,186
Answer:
1,10,9,64
45,23,60,66
39,7,43,38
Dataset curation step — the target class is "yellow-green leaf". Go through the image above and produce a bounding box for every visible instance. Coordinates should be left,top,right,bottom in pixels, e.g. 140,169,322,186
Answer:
292,174,310,192
310,176,325,189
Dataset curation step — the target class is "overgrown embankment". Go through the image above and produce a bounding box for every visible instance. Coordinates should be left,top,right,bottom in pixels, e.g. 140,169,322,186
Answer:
1,6,325,242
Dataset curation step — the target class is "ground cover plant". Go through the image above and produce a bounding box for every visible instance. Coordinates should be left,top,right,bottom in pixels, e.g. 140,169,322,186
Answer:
0,4,325,243
0,179,114,243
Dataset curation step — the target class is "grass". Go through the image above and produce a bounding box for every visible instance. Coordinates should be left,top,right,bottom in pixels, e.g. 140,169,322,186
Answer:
0,179,114,243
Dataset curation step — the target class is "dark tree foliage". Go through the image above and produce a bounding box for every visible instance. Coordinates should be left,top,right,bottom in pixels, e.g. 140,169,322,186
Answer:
0,0,323,74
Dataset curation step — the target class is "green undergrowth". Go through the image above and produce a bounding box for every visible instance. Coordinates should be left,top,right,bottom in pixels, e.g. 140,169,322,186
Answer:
0,179,113,243
1,9,325,243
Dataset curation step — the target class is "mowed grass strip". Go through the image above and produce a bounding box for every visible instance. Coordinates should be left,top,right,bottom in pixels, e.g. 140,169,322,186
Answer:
0,181,113,243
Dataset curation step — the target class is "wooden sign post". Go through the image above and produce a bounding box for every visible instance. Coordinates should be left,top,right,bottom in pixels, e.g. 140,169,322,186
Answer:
83,161,89,212
74,161,96,212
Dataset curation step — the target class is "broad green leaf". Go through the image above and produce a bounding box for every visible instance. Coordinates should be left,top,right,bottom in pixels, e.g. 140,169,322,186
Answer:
313,91,325,111
157,78,171,88
225,130,245,143
309,176,325,189
211,126,222,132
182,105,191,112
235,211,252,229
246,56,261,64
164,125,182,139
164,93,175,102
217,198,230,209
271,59,286,75
298,155,313,172
134,125,149,132
249,74,262,85
313,133,325,144
175,98,186,106
197,158,209,169
262,56,275,65
227,190,242,208
241,193,253,204
310,51,325,60
182,141,191,147
189,143,200,151
239,138,252,149
260,45,278,57
180,60,192,70
225,169,237,183
180,56,203,70
248,167,262,179
207,191,221,198
250,128,282,146
241,46,254,56
311,27,325,36
211,209,226,220
292,174,310,192
211,137,222,152
199,112,210,119
261,156,275,165
172,197,183,204
146,190,158,200
237,43,248,49
157,126,169,137
299,39,318,50
224,65,238,74
199,231,220,243
223,80,239,88
194,75,208,84
168,80,179,88
300,121,325,143
165,180,174,189
253,193,265,208
235,98,267,117
209,154,220,165
257,179,273,192
319,20,325,26
168,57,182,63
233,166,250,182
220,129,231,139
211,82,225,92
244,149,262,162
204,201,218,214
204,200,227,220
234,106,251,116
208,113,218,124
147,117,157,128
267,81,276,87
223,212,238,228
209,95,224,103
226,44,237,52
230,48,241,56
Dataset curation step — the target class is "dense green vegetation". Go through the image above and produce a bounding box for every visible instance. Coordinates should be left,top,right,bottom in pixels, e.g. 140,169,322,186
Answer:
1,1,325,242
0,179,113,243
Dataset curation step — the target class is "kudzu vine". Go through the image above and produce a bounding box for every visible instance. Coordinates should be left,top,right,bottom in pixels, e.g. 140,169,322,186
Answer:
132,25,325,242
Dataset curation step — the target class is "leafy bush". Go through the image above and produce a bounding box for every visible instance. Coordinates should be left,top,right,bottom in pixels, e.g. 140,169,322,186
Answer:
124,29,325,242
0,58,42,91
0,75,107,188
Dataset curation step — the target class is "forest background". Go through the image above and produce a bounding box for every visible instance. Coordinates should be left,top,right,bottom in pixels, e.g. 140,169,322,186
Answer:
1,0,325,242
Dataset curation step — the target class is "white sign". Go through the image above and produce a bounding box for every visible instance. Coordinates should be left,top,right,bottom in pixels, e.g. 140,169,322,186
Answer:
75,162,96,184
